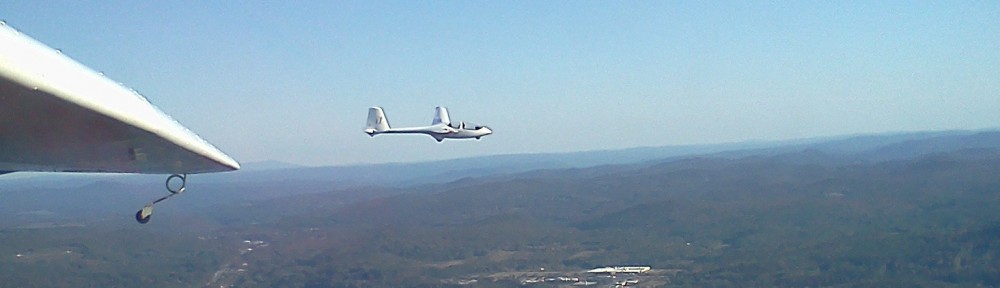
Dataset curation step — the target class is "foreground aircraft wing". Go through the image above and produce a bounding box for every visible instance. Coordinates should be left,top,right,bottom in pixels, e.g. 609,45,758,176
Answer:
0,22,239,174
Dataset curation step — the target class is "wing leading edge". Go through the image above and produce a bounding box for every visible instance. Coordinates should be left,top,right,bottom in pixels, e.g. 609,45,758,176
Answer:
0,22,239,174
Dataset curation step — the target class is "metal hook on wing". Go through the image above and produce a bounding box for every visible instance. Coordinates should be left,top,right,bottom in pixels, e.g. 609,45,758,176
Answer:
136,174,188,224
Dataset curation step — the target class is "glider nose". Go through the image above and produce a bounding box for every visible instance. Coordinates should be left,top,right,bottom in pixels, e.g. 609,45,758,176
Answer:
482,126,493,135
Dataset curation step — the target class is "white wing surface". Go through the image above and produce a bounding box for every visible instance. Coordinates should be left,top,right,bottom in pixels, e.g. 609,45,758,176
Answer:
0,22,239,174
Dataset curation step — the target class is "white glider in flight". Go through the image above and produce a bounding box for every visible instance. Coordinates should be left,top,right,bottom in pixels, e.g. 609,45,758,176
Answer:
0,22,240,223
365,106,492,142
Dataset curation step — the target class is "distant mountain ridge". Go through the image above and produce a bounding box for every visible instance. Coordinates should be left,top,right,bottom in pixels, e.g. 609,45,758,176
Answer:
239,160,306,171
1,129,998,214
198,129,1000,185
3,129,999,191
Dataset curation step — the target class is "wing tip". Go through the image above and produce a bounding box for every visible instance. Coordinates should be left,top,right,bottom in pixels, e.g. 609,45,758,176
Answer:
219,155,241,171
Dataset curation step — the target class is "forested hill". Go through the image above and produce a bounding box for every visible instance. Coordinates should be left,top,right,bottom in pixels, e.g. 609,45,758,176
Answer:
224,132,1000,287
2,131,1000,287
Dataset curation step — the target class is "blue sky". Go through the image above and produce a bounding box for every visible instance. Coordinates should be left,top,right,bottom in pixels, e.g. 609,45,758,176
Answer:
3,1,998,165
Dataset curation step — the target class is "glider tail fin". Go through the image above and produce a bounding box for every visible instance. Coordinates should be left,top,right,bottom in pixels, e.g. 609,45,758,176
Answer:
432,106,451,125
365,107,390,135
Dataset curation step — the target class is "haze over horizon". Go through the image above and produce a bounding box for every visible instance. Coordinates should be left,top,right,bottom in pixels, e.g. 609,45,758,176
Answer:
2,1,997,166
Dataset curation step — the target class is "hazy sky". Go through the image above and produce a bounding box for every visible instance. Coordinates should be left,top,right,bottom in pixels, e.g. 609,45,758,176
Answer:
3,1,998,166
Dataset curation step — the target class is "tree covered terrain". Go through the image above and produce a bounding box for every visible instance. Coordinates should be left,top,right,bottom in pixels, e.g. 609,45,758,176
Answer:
2,131,1000,287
